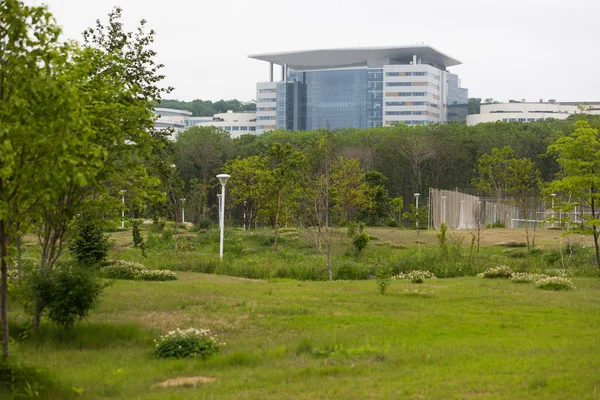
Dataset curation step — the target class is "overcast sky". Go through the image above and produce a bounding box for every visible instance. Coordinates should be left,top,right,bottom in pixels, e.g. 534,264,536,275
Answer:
28,0,600,103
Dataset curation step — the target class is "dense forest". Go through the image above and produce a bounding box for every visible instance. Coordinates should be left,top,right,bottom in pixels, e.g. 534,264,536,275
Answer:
157,99,256,116
144,115,600,232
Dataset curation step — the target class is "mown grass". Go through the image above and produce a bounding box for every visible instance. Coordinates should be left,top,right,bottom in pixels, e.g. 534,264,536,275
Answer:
7,272,600,399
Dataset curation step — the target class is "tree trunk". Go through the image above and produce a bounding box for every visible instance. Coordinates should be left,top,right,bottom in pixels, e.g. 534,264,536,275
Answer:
594,227,600,273
0,218,10,360
16,232,22,285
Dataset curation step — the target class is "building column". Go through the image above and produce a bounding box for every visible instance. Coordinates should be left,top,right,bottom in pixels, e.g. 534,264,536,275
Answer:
269,62,273,82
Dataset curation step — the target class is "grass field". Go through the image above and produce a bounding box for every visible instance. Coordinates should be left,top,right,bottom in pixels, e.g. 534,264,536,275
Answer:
6,226,600,399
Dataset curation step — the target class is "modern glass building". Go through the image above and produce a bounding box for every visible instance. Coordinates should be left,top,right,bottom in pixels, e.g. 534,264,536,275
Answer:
249,46,468,134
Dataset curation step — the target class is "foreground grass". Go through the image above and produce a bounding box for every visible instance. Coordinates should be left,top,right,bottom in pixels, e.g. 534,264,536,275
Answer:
8,273,600,399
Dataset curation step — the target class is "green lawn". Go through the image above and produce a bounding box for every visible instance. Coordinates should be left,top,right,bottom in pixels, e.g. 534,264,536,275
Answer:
9,272,600,399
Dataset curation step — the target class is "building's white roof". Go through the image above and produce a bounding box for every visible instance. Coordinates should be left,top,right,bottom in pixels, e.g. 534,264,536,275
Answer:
248,45,461,70
154,108,193,116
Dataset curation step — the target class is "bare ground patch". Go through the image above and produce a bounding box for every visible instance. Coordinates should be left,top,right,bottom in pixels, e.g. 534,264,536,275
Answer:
153,376,216,388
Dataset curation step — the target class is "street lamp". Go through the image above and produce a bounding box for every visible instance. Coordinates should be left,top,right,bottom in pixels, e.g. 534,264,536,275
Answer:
414,193,420,229
243,200,247,231
180,198,186,224
120,190,126,229
216,174,230,260
551,193,557,227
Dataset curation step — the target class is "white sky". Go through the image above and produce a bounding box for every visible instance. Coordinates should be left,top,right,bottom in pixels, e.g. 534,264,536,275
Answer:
28,0,600,103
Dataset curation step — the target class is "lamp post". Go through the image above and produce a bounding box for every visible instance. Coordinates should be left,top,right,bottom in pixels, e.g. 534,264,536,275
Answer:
551,193,556,227
414,193,420,229
216,174,230,260
181,198,186,224
217,194,222,226
243,200,247,231
120,190,126,229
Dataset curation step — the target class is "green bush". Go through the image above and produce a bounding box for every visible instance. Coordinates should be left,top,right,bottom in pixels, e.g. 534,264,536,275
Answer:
346,222,357,237
100,260,177,281
154,328,222,359
160,228,173,243
536,276,575,291
384,218,398,227
196,215,212,230
135,269,177,281
478,265,513,279
69,216,112,265
353,232,370,253
28,264,107,328
375,265,393,295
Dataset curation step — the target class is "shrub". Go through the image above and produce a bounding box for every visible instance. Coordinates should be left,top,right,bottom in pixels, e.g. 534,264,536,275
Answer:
478,265,513,279
135,269,177,281
353,232,370,254
392,270,437,283
509,273,548,283
536,276,575,291
28,264,107,328
384,218,398,227
100,260,177,281
375,266,393,295
437,222,448,253
154,328,223,359
498,241,527,248
69,216,112,265
160,228,173,243
346,222,357,237
100,260,145,280
196,215,212,230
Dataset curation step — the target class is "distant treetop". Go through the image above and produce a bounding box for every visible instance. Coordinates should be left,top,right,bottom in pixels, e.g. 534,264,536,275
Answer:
157,99,256,116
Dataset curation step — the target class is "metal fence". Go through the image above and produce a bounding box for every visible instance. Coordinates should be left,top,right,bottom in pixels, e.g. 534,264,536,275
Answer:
427,188,569,230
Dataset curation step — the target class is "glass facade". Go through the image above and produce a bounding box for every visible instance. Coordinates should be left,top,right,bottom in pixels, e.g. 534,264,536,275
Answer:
446,73,468,122
289,68,374,130
276,82,296,130
367,69,383,128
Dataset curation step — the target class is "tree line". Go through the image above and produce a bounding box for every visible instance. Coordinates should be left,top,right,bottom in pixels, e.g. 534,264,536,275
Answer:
157,99,256,116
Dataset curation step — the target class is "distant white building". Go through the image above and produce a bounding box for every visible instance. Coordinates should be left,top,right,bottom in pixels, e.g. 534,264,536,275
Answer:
194,111,257,138
154,108,192,139
154,108,257,140
467,100,600,126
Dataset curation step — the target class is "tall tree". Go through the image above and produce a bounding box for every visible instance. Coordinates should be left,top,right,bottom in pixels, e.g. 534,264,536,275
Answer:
472,146,515,225
548,120,600,271
224,155,270,229
505,158,541,251
266,143,306,251
331,157,371,224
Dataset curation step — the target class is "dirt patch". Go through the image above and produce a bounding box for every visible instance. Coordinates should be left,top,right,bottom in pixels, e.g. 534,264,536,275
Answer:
154,376,216,388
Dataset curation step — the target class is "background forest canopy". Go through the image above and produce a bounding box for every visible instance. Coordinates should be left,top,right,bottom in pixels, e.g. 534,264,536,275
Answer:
157,97,477,117
169,115,600,228
157,99,256,116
